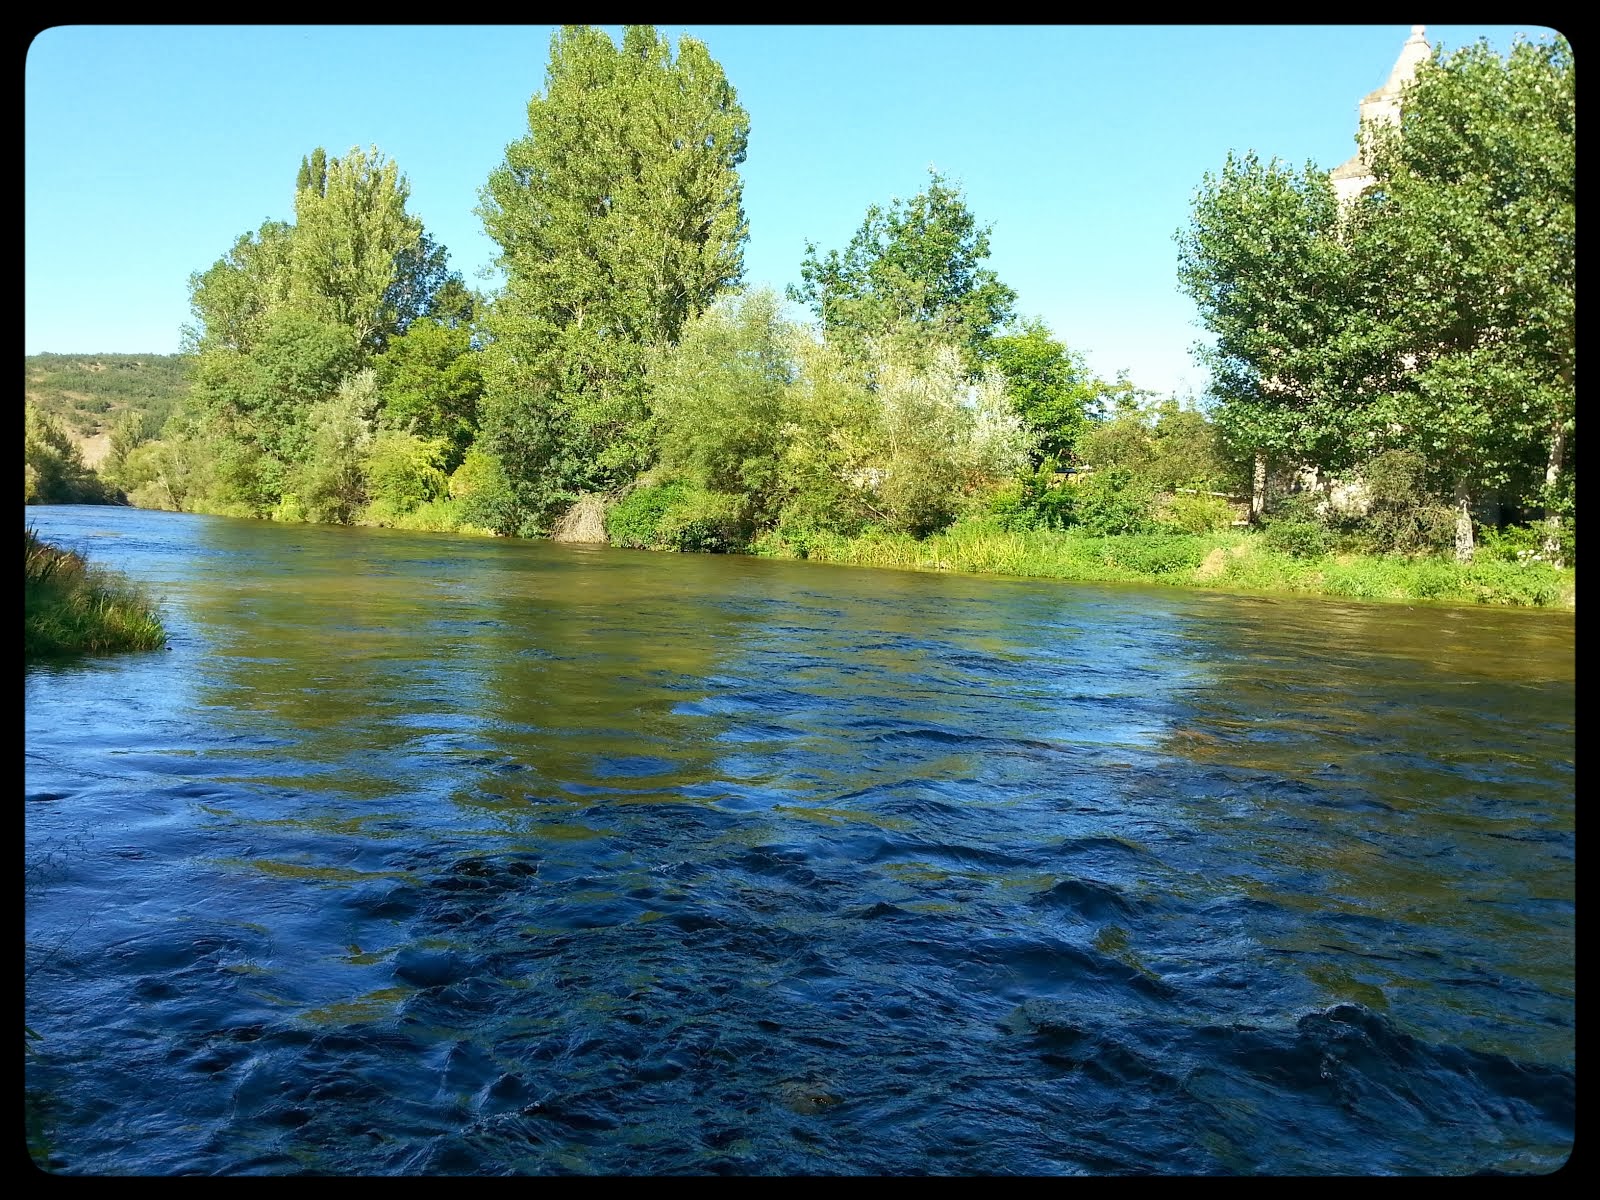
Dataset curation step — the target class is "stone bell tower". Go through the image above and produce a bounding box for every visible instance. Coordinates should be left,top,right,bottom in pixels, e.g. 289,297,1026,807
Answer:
1329,25,1431,204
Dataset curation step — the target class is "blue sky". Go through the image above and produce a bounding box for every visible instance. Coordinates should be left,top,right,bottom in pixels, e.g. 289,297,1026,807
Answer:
25,24,1555,398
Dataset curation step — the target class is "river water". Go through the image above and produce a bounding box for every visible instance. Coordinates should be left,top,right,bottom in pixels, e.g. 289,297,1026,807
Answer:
24,505,1574,1175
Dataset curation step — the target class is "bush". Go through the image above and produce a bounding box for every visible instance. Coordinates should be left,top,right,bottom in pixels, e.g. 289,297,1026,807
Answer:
1071,468,1156,536
987,463,1076,532
1478,522,1573,567
655,487,751,552
1357,450,1458,555
365,430,450,516
1264,520,1329,559
450,447,521,536
605,482,687,549
1161,492,1236,534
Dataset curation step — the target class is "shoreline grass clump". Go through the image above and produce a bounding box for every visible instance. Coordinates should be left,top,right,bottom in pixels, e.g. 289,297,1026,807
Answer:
749,519,1575,609
24,528,165,660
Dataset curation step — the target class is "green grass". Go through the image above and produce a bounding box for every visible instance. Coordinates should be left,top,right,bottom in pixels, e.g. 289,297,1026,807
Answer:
359,496,496,537
24,528,166,659
750,519,1574,608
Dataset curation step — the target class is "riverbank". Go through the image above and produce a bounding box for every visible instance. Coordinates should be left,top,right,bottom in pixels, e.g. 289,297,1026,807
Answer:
24,528,165,659
118,495,1574,609
749,521,1576,609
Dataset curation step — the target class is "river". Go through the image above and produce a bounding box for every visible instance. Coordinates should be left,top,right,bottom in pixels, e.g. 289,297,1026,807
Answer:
24,504,1574,1175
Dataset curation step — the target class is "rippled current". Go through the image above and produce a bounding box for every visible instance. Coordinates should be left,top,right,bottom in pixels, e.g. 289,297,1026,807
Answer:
24,505,1574,1175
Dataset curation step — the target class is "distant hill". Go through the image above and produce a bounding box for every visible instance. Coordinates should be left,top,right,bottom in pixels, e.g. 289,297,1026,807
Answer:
23,353,191,467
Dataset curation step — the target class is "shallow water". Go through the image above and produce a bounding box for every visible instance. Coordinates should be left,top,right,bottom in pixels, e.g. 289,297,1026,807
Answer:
25,505,1574,1175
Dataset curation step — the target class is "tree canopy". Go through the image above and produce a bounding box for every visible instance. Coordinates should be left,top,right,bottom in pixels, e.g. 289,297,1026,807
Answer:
790,170,1016,370
1177,33,1574,560
475,23,750,532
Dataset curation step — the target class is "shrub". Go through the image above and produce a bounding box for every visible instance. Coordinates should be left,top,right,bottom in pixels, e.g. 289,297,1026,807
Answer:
1358,450,1458,555
451,447,522,536
1161,492,1235,534
1478,522,1572,567
605,482,687,549
1071,468,1156,536
655,487,751,552
1264,520,1329,559
365,430,450,516
987,463,1076,532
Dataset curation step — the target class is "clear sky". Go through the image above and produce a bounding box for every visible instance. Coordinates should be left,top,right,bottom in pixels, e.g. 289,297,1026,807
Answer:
25,23,1556,398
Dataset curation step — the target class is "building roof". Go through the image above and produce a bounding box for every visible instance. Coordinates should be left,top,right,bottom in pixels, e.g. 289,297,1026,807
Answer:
1332,26,1431,201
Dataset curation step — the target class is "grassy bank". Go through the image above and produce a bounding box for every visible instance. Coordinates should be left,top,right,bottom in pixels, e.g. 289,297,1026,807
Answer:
118,490,1573,610
24,529,166,659
750,521,1575,609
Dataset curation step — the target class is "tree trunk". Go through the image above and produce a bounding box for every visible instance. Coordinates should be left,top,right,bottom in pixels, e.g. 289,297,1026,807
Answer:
1541,419,1566,568
1251,453,1267,524
1453,475,1474,564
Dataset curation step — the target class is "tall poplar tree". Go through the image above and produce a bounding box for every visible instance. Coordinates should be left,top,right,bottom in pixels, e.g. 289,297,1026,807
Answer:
476,24,750,533
289,145,423,356
1360,36,1575,563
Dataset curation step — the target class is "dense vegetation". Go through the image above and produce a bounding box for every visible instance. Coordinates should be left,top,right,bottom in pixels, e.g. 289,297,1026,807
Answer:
24,529,165,659
24,354,190,504
29,26,1574,607
1177,36,1574,569
24,353,190,436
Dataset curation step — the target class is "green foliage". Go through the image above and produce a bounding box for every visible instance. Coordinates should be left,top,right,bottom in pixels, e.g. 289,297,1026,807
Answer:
790,170,1016,370
985,318,1099,463
861,342,1034,536
1263,520,1329,559
1178,34,1574,556
1161,492,1236,534
364,429,450,517
472,375,579,536
1071,468,1157,536
649,289,797,527
1457,557,1568,606
1177,150,1370,473
374,318,482,470
605,482,687,549
1352,448,1458,555
478,24,750,517
25,529,164,659
184,220,295,354
25,405,110,504
289,144,423,356
986,461,1076,532
293,370,380,524
1361,36,1574,515
1077,393,1235,494
450,445,522,536
654,486,750,552
183,311,359,515
1098,533,1211,575
382,231,468,344
755,515,1569,607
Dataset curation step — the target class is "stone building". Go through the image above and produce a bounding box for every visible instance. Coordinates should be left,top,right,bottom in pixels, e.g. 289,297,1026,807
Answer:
1249,27,1435,524
1329,26,1431,205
